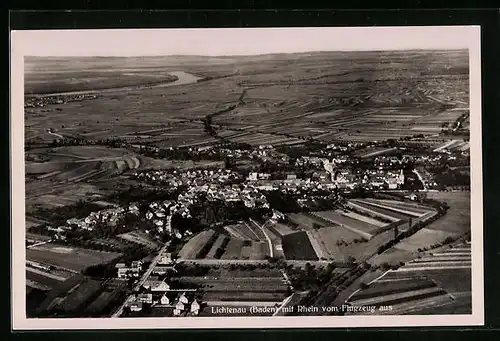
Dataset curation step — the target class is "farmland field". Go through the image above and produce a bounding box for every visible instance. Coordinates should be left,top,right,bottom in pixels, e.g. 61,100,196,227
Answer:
205,235,229,259
282,231,319,260
268,223,297,237
177,230,217,259
425,192,470,234
417,268,471,294
366,199,433,215
26,243,121,272
306,226,361,261
177,278,287,292
352,242,472,314
26,51,469,151
26,269,67,289
369,247,415,266
287,213,328,230
204,268,284,278
310,210,380,239
357,199,428,217
394,228,457,252
350,199,410,221
177,267,287,308
220,239,245,260
223,223,255,240
202,292,285,302
218,238,270,260
23,49,471,317
343,229,395,262
117,231,161,250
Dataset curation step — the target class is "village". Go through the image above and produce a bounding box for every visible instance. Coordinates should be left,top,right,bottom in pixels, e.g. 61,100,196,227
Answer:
114,252,202,317
23,48,472,319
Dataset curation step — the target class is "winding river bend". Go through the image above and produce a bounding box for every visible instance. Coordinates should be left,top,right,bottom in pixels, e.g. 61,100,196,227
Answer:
28,71,203,98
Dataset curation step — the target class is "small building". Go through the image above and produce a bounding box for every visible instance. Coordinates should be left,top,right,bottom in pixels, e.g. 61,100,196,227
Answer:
247,172,258,181
152,265,175,275
117,267,140,279
131,260,143,271
190,300,200,315
173,308,182,316
128,302,143,312
158,253,173,265
175,301,185,311
136,293,153,305
179,293,189,304
142,279,162,291
160,294,170,305
258,173,271,180
151,279,171,292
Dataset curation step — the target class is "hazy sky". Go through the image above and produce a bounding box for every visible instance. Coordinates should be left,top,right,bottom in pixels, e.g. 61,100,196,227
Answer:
12,26,477,57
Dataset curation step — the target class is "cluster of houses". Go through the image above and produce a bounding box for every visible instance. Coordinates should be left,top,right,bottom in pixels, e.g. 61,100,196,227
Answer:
25,94,97,108
143,200,192,234
65,207,127,231
116,253,176,280
53,197,193,238
247,172,271,181
116,260,144,279
134,168,240,187
248,146,290,164
126,290,201,316
373,155,404,167
118,253,202,316
358,169,405,190
176,182,270,209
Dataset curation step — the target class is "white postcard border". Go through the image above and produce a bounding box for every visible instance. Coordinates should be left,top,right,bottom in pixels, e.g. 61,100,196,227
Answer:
10,26,484,330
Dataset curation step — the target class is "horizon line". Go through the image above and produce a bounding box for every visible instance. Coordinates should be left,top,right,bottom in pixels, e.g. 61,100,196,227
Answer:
23,48,469,59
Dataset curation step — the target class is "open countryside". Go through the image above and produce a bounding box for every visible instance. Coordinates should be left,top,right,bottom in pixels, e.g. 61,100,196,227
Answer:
24,48,472,318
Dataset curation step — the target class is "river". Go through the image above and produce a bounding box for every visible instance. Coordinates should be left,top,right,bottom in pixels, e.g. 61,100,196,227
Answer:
29,71,204,98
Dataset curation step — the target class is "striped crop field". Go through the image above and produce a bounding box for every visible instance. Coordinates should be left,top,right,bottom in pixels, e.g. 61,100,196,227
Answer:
369,199,433,215
309,210,380,240
349,243,472,314
340,210,388,228
205,235,229,259
355,199,427,218
347,201,400,223
223,224,252,240
349,200,412,221
223,223,265,241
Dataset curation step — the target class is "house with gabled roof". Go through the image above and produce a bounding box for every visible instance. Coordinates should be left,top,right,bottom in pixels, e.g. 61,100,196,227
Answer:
179,292,189,304
151,279,171,292
160,293,170,305
175,301,185,311
151,264,176,275
190,300,200,315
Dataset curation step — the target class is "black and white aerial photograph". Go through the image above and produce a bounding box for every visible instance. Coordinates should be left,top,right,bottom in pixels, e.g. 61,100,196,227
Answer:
11,26,483,330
